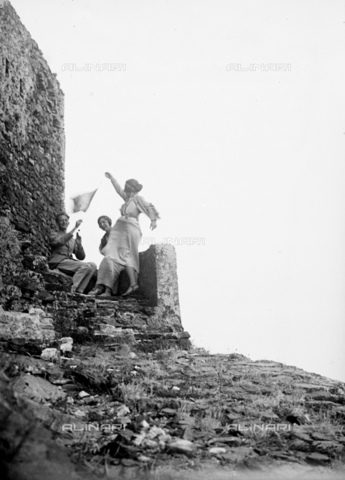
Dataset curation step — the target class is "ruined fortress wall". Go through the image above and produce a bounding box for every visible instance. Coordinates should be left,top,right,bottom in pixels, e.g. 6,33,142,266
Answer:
0,0,65,256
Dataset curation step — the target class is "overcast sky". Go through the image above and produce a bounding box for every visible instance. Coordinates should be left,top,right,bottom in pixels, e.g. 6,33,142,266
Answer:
10,0,345,382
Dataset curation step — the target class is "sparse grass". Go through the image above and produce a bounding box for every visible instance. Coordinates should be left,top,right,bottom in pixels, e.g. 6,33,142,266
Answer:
314,412,344,436
250,390,285,409
119,381,151,403
176,400,193,417
195,414,221,433
118,343,132,357
142,359,167,380
245,427,287,444
143,378,164,396
154,347,180,363
40,343,345,476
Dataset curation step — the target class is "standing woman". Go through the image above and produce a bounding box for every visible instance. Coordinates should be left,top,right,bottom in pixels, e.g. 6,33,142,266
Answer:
90,172,159,297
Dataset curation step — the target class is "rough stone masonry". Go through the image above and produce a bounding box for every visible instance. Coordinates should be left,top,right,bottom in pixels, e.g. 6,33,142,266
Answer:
0,0,65,255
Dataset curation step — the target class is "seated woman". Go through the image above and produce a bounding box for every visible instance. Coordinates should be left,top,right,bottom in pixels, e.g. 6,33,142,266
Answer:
89,173,159,297
91,215,120,297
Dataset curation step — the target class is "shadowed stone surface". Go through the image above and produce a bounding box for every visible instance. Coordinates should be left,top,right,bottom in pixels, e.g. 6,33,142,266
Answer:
0,306,55,344
138,244,183,332
1,349,345,479
0,368,98,480
0,1,65,257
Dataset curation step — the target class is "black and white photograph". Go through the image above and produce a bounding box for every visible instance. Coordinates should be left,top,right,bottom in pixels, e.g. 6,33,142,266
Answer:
0,1,344,478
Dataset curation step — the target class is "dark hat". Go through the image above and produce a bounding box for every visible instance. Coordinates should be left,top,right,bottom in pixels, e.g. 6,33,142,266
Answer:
55,211,69,222
124,179,143,193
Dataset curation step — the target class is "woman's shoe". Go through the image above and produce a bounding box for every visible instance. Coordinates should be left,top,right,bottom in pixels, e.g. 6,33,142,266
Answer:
122,284,139,297
98,288,113,298
71,286,84,296
88,286,104,296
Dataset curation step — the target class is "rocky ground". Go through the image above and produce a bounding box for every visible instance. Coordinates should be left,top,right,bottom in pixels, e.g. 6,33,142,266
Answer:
1,294,345,480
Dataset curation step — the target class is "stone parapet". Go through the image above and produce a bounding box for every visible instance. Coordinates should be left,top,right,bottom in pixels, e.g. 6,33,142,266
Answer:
138,244,183,332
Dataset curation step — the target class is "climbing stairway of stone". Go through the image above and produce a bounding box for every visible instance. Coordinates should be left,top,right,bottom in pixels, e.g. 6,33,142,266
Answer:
47,291,191,352
0,244,191,354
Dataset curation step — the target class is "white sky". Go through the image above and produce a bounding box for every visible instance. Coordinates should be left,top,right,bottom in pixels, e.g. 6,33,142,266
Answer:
9,0,345,382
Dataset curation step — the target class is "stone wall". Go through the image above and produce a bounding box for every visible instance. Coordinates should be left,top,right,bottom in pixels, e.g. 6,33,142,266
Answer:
139,245,182,331
0,0,65,257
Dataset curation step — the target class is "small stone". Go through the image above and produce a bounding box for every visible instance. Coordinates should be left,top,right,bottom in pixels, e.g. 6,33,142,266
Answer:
59,337,73,353
74,409,87,418
209,447,227,455
77,326,88,334
83,396,98,405
142,438,158,449
41,348,59,361
129,352,137,359
139,420,150,430
78,390,90,399
50,378,72,385
172,386,180,391
146,426,165,439
167,438,197,456
306,452,330,464
29,307,46,316
160,408,177,417
31,368,42,375
137,455,151,462
117,405,130,417
133,432,146,446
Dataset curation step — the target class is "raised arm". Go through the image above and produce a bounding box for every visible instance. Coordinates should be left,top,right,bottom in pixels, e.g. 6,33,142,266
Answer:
49,220,83,247
105,172,126,200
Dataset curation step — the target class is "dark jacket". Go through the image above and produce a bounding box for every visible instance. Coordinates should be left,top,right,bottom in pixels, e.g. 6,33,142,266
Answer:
99,232,109,254
48,230,85,269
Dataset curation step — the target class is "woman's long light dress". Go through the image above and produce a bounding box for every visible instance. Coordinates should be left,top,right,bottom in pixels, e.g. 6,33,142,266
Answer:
96,195,158,290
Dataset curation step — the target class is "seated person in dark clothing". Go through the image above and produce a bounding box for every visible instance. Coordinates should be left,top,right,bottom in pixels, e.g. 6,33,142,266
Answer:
48,212,97,294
